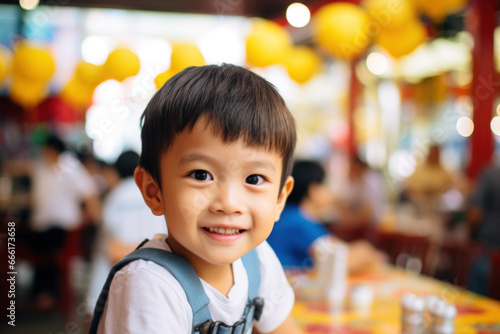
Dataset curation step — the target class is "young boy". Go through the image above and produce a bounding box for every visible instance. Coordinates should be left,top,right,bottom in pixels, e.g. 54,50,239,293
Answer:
93,64,300,333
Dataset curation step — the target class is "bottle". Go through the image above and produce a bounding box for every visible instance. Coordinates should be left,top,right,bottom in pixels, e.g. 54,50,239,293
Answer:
315,240,348,306
401,293,426,334
430,302,456,334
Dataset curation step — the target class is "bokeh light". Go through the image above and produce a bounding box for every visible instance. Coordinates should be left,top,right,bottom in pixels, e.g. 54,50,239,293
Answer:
366,52,388,75
286,3,310,28
456,116,474,137
491,116,500,136
81,35,111,65
19,0,39,10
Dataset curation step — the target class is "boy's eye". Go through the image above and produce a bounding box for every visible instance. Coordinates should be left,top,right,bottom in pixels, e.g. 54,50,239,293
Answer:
245,174,265,185
189,170,213,181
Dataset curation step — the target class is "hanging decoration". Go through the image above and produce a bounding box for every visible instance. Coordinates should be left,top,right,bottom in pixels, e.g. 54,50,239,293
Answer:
362,0,417,30
312,2,371,60
0,45,12,85
414,0,469,22
61,61,104,109
102,47,141,82
376,19,427,58
9,42,55,108
155,43,205,89
282,46,321,84
245,19,292,68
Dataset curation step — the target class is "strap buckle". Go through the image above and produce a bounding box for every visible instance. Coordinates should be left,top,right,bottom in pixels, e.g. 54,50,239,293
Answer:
194,319,213,334
230,318,247,334
252,297,265,321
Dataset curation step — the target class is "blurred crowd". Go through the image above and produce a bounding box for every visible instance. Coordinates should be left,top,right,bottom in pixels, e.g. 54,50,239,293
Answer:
1,131,499,322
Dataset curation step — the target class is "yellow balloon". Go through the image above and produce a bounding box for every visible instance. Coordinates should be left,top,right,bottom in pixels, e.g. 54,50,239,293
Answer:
362,0,417,29
12,42,55,81
376,20,427,58
75,61,104,87
313,3,371,60
283,47,321,84
154,69,177,90
414,0,468,21
0,45,12,84
61,77,95,109
9,76,47,108
170,43,205,73
246,19,292,67
103,47,140,82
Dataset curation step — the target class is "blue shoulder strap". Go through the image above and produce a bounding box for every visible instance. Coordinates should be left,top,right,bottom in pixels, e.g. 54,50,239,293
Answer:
89,247,211,333
241,249,260,300
89,246,261,334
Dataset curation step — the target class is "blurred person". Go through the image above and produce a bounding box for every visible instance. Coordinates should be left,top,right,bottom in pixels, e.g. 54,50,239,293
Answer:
29,133,100,310
467,161,500,247
333,154,387,231
85,150,167,313
267,159,384,273
466,161,500,296
403,144,460,217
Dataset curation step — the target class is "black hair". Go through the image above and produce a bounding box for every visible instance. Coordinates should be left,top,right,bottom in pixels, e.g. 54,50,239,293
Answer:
115,150,139,179
287,160,325,204
138,64,296,191
44,134,66,153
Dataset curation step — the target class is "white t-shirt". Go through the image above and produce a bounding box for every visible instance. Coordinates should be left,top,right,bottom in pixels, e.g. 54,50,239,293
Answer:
31,152,98,231
97,235,294,334
85,178,167,314
103,178,167,244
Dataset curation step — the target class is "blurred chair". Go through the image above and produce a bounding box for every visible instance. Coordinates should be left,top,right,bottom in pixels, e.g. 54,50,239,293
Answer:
16,225,83,321
489,250,500,300
327,223,373,243
430,239,484,287
374,231,430,274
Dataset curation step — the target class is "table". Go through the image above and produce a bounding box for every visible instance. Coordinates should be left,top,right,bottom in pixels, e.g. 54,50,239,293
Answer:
289,265,500,333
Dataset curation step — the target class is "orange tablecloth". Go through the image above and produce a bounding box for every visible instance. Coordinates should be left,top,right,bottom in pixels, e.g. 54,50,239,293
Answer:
289,265,500,334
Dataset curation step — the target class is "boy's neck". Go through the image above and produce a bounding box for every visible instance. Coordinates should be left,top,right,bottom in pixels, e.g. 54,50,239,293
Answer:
165,236,235,297
196,262,234,297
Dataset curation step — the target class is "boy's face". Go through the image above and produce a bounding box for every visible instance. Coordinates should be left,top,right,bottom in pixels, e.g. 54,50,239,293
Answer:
148,117,293,268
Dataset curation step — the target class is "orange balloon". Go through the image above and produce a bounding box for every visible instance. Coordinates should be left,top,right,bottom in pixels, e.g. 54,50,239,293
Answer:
376,20,427,58
12,42,55,81
414,0,468,21
75,61,104,87
313,3,371,60
103,47,140,82
362,0,417,29
9,76,47,108
170,43,205,73
246,19,292,67
154,69,177,90
0,45,11,84
283,47,321,84
61,77,95,109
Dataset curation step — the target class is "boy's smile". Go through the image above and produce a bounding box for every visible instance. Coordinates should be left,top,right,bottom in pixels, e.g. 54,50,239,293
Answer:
152,116,293,276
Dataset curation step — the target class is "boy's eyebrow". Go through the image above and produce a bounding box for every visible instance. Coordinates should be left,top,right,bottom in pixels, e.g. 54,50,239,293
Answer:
178,152,277,171
178,153,215,165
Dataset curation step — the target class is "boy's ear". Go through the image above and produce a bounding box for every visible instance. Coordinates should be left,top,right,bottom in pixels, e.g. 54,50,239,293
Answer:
274,176,294,222
134,167,165,216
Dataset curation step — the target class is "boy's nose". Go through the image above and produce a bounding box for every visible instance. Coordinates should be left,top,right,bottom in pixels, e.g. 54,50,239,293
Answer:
209,181,244,215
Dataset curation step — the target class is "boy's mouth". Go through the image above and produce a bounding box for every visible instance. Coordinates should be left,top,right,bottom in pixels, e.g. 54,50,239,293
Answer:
203,227,246,235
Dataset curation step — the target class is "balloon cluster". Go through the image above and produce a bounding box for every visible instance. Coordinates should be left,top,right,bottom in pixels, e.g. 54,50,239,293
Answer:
0,41,141,110
244,0,468,82
0,0,469,110
62,47,140,109
154,43,205,89
245,18,320,84
9,42,55,108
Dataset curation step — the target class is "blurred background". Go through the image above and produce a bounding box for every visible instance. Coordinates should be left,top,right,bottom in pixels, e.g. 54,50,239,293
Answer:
1,0,500,332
